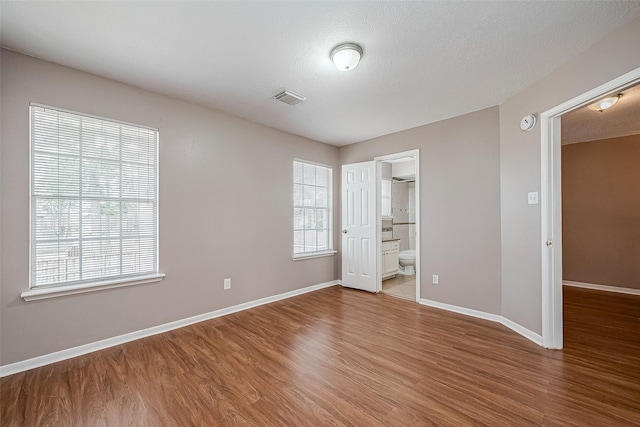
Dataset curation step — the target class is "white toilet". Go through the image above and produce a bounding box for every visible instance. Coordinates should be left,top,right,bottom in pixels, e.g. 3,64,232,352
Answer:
398,250,416,275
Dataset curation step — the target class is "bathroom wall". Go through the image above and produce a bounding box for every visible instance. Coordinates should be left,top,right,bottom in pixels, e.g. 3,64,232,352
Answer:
381,161,392,179
408,183,416,250
381,162,393,219
391,160,416,251
391,181,415,252
392,159,415,179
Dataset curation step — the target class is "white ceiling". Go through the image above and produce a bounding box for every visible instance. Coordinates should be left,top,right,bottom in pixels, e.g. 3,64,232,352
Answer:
2,1,640,146
562,83,640,144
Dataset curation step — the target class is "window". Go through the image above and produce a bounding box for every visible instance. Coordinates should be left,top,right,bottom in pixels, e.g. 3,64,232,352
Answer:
293,160,333,257
28,104,160,294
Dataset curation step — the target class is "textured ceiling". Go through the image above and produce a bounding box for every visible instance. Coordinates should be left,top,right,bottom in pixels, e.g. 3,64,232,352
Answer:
562,83,640,144
2,1,640,146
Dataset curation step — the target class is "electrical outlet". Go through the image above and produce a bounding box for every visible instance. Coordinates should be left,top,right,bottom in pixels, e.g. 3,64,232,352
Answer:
432,274,439,285
224,278,231,290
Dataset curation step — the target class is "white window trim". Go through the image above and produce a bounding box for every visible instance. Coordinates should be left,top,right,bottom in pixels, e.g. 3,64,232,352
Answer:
292,159,333,258
292,250,337,261
26,103,162,300
21,273,165,301
30,102,159,131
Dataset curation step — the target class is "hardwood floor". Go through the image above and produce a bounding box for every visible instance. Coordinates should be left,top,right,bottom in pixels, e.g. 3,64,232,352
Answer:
1,285,639,426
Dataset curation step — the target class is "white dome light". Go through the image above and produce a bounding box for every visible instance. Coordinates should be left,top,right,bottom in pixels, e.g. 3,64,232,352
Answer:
331,43,363,71
587,95,621,112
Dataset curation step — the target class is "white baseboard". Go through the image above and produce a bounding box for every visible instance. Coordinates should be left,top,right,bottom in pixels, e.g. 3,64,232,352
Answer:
419,298,502,323
563,281,640,296
500,317,543,346
0,280,340,378
419,298,543,347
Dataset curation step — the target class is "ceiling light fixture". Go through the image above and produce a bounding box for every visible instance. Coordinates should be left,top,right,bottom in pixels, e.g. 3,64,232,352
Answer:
330,43,363,71
587,94,621,112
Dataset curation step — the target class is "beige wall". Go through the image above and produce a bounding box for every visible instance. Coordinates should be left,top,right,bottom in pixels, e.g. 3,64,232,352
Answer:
0,50,339,366
562,135,640,290
340,107,503,315
500,18,640,334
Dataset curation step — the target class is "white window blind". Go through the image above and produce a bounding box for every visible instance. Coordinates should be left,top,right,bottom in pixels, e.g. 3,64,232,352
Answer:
30,104,159,289
293,160,332,255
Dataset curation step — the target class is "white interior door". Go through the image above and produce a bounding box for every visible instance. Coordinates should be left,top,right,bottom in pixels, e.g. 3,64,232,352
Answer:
341,161,378,292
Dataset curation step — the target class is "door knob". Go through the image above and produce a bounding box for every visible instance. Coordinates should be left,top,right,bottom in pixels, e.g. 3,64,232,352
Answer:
342,229,348,234
546,240,553,247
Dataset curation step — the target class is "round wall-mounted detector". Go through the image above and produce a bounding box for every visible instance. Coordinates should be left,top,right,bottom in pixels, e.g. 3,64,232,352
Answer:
520,114,536,131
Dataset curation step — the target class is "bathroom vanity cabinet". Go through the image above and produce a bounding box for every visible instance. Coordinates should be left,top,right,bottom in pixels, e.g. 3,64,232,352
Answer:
382,240,399,279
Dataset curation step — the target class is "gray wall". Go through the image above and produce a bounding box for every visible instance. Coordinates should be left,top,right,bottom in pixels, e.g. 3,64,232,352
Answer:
0,50,339,366
340,107,503,315
499,18,640,334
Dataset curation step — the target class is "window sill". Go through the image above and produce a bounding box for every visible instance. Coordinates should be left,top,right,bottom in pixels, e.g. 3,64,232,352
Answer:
292,250,337,261
21,273,166,301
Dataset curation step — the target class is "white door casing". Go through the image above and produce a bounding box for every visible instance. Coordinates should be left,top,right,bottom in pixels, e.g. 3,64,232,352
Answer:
341,161,378,292
374,149,420,299
540,66,640,349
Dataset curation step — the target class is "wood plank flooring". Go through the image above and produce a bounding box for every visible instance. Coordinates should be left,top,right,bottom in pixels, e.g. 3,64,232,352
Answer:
1,285,639,426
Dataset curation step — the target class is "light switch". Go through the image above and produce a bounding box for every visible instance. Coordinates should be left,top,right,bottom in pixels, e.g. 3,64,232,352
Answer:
528,192,539,205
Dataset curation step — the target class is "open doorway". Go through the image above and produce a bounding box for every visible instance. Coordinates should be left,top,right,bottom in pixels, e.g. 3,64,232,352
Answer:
540,67,640,349
561,84,640,294
375,150,420,302
559,83,640,368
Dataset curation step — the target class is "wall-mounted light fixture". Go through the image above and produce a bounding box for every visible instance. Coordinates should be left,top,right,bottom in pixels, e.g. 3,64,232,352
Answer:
331,43,363,71
587,94,621,113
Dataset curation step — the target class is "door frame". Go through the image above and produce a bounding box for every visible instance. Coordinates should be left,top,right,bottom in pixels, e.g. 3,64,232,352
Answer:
540,66,640,349
374,149,420,301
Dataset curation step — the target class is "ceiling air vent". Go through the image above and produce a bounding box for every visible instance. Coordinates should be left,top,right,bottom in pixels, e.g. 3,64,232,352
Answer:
273,89,307,106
